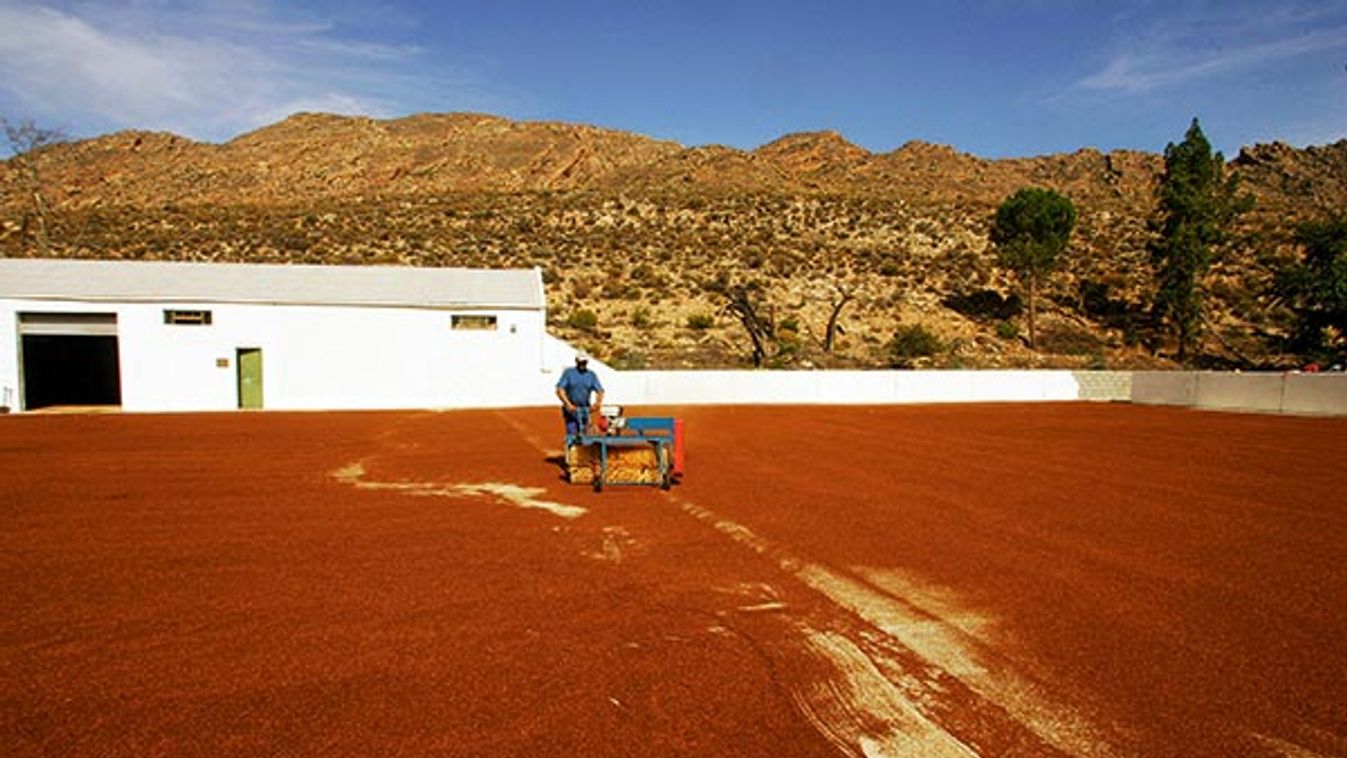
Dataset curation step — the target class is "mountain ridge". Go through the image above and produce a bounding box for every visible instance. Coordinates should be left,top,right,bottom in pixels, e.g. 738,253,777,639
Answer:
11,111,1343,215
3,111,1344,369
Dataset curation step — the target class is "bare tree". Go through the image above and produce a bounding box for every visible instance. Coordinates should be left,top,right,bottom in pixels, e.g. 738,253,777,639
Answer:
722,280,778,367
821,279,857,354
2,118,67,255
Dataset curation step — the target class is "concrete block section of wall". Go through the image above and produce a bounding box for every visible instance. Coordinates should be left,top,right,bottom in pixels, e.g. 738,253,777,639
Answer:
1130,371,1198,406
1071,371,1132,402
1281,374,1347,415
1194,372,1285,413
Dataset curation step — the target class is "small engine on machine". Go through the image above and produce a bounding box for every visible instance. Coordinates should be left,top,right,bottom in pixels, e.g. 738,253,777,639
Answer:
597,405,625,433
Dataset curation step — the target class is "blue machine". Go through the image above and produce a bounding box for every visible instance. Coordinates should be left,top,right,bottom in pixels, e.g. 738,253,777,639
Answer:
567,407,676,492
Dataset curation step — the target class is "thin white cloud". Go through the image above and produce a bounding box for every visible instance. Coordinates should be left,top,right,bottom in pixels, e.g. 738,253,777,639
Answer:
0,1,482,142
1080,26,1347,94
0,7,196,114
294,37,425,62
1076,4,1347,94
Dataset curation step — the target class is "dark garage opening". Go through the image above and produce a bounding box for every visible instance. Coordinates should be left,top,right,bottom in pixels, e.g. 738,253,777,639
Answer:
21,335,122,410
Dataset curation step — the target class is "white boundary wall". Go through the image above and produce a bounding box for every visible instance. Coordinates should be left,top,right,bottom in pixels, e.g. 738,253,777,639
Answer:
589,368,1345,416
1131,371,1347,416
1283,374,1347,415
599,370,1129,406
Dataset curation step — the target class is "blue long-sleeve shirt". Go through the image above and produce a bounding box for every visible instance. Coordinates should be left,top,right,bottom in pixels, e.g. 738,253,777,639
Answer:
556,366,603,407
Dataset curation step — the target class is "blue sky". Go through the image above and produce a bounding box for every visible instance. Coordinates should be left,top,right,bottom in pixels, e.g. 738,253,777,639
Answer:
1,0,1344,157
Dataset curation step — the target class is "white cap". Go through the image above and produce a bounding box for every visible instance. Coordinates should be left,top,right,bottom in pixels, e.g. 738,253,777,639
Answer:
574,351,589,363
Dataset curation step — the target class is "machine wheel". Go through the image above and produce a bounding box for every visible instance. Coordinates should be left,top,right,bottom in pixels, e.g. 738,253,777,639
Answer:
658,445,672,490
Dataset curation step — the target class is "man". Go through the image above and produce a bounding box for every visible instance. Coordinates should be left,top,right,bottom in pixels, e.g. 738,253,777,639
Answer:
556,351,604,439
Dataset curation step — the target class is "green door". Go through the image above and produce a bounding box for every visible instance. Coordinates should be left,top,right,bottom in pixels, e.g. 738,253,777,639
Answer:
237,348,263,409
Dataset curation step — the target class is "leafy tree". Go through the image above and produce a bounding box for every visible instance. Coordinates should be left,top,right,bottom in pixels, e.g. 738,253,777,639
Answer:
1275,214,1347,363
989,187,1077,349
2,117,67,255
1149,118,1252,362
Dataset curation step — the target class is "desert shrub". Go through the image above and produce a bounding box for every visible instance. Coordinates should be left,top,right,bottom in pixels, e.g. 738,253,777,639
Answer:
1038,322,1103,355
567,309,599,332
1079,279,1131,321
942,289,1023,323
686,313,714,330
996,320,1020,341
631,307,652,330
1078,279,1149,346
767,339,801,368
889,324,943,367
602,280,635,299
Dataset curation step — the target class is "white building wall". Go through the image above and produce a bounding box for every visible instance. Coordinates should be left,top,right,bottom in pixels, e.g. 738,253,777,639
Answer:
0,306,16,410
2,298,553,411
2,297,123,411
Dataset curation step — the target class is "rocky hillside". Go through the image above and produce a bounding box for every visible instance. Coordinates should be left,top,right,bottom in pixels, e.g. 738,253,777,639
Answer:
3,112,1344,369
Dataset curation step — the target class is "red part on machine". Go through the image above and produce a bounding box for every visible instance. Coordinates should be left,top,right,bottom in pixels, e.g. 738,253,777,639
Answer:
673,418,685,478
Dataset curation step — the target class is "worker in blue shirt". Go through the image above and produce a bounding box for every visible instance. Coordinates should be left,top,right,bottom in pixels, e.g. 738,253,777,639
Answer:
556,351,604,438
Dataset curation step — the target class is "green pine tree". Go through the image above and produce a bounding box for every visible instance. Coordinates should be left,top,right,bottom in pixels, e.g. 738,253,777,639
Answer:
1149,118,1252,363
1275,214,1347,364
989,187,1077,350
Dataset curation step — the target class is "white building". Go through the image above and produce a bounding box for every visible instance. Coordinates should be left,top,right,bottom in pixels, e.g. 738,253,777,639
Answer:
0,258,568,412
